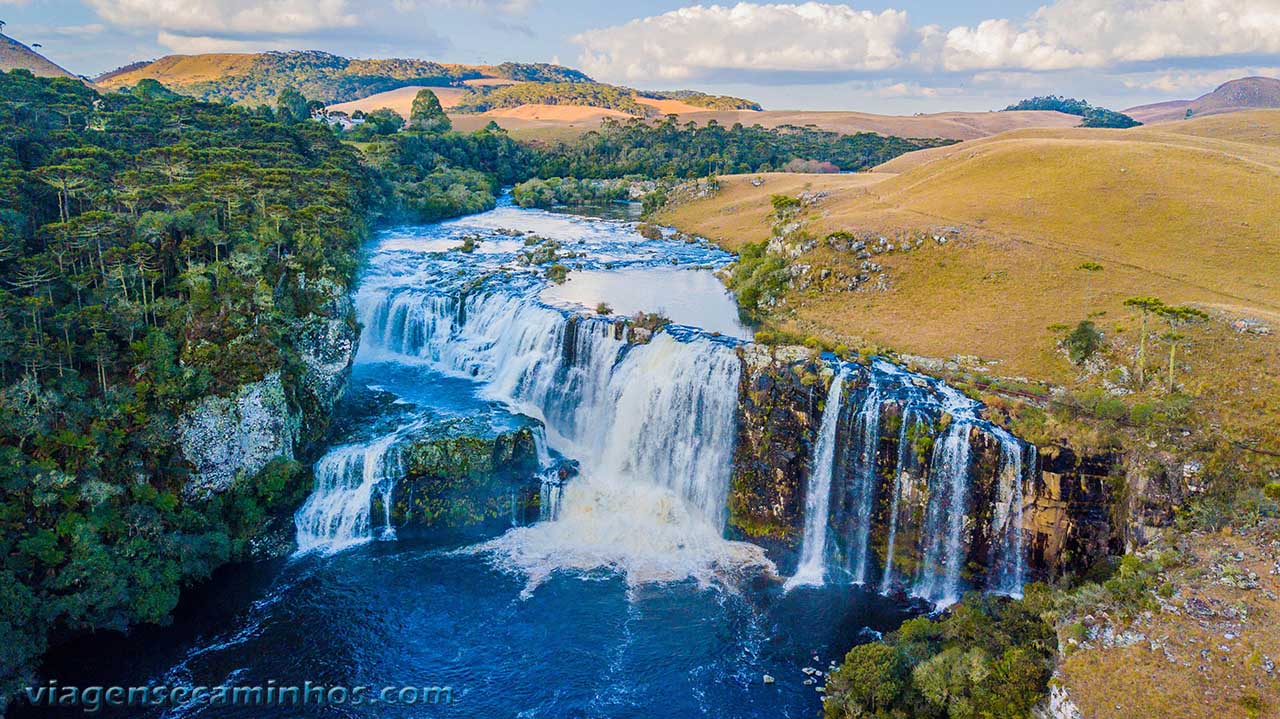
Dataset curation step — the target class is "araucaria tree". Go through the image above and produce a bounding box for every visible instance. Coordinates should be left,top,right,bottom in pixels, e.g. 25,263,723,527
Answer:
409,89,451,133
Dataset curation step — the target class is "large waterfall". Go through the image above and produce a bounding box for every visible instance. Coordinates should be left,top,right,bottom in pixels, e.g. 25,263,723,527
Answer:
846,385,884,584
356,283,770,589
785,369,848,589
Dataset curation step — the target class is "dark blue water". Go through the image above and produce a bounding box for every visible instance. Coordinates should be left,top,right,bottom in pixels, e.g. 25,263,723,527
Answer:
27,539,915,718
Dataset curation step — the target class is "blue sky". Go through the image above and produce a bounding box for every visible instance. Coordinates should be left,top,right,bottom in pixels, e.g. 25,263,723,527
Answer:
3,0,1278,113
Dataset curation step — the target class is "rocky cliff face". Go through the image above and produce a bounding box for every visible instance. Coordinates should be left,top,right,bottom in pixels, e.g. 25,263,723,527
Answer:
177,289,359,499
730,344,832,550
176,371,302,498
1025,445,1122,577
729,345,1130,586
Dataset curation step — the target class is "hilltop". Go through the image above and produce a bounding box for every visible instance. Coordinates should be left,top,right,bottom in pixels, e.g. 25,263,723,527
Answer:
95,50,591,105
1126,76,1280,124
0,33,77,79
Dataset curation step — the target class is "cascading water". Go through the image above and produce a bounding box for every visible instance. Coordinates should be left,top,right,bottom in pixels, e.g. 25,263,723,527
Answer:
913,420,975,606
989,438,1033,596
879,406,922,593
357,277,770,590
785,369,847,590
846,384,883,585
295,432,404,554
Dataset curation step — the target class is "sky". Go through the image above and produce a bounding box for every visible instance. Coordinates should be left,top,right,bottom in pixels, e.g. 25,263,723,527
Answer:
2,0,1279,113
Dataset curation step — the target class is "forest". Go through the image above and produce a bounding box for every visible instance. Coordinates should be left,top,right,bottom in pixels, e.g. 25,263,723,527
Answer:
97,51,592,106
530,116,952,177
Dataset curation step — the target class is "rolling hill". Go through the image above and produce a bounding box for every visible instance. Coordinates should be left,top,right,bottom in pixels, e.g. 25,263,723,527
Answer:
656,111,1280,398
95,51,591,105
0,33,78,79
1125,76,1280,124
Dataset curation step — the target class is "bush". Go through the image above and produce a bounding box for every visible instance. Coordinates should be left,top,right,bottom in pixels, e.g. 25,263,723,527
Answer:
824,592,1055,719
1064,320,1104,364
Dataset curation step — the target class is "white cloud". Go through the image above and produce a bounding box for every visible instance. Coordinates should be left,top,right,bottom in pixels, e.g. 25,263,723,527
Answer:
155,31,318,54
574,2,913,81
576,0,1280,82
1122,66,1280,94
942,0,1280,71
85,0,358,35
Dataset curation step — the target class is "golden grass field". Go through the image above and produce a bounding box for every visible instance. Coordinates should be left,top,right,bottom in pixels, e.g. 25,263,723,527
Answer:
656,110,1280,398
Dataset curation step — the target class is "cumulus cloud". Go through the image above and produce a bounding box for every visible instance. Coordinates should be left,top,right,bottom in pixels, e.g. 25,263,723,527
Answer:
575,3,913,81
1122,66,1280,94
942,0,1280,71
85,0,358,35
576,0,1280,82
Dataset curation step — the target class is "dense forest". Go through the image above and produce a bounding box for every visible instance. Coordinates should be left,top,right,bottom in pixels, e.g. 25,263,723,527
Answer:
0,70,386,699
530,117,953,177
1003,95,1141,128
453,81,653,115
0,72,948,701
637,90,764,111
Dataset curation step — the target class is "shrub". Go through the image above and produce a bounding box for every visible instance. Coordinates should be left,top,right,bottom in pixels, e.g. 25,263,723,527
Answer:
1064,320,1104,364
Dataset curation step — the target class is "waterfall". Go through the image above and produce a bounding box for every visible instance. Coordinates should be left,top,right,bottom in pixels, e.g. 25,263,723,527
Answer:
846,384,883,585
989,439,1032,596
295,432,403,554
785,369,847,590
361,285,770,589
879,407,921,593
539,471,564,522
912,420,974,606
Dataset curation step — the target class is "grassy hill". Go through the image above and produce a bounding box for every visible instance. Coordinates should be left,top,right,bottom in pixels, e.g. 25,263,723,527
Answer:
0,33,77,79
1126,76,1280,124
657,111,1280,452
95,51,591,105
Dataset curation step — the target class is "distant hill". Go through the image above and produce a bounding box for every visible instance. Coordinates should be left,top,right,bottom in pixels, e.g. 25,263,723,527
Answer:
0,33,78,79
95,50,592,105
1125,76,1280,124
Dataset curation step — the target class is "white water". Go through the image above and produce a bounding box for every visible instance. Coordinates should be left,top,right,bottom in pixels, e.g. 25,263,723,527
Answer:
989,439,1032,596
361,287,772,590
295,432,404,554
912,420,974,606
847,385,883,585
785,370,848,590
879,407,921,594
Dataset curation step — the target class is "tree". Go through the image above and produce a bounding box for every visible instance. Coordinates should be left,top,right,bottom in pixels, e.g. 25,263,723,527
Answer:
1155,304,1209,392
276,86,310,124
823,643,906,719
1123,296,1166,387
409,89,451,133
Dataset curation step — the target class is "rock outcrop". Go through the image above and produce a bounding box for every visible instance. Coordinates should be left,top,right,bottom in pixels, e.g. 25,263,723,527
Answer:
730,344,832,548
177,288,358,499
1025,445,1121,577
374,421,546,531
176,372,301,498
